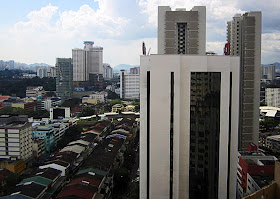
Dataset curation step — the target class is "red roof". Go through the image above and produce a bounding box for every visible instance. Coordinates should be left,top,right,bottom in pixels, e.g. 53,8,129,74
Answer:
57,186,96,199
0,96,10,101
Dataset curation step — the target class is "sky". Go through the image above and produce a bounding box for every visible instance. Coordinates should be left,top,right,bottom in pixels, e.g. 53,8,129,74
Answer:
0,0,279,67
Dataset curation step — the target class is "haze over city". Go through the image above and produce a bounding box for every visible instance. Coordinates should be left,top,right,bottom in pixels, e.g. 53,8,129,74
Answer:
0,0,279,66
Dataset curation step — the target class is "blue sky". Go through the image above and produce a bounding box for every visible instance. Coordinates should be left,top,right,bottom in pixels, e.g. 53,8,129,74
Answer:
0,0,279,66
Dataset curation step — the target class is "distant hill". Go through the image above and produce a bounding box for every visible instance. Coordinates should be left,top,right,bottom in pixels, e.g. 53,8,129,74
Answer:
112,64,139,72
28,63,54,67
263,62,280,69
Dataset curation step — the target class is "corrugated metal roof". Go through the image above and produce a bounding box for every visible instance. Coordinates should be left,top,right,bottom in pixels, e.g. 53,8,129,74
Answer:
18,176,52,187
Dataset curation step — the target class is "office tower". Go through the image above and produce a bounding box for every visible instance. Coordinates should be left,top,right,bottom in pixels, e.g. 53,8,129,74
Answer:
72,41,103,89
140,55,240,199
158,6,206,55
267,64,276,80
103,63,113,80
56,58,73,100
226,12,262,150
0,115,32,160
120,68,140,99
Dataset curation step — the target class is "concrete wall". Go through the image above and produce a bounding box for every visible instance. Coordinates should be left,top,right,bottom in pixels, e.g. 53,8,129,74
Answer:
140,55,239,199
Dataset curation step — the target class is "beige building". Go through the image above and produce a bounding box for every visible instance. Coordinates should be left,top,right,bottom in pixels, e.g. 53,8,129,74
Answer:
227,12,262,150
0,115,32,161
140,55,240,199
158,6,206,55
82,97,99,105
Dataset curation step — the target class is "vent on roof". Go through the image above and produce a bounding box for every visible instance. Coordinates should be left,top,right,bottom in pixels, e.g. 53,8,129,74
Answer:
88,172,96,176
82,180,89,184
108,144,114,148
24,182,32,185
36,172,44,175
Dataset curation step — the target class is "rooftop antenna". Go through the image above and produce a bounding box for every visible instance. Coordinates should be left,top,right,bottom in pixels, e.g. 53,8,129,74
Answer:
147,47,151,55
142,41,146,55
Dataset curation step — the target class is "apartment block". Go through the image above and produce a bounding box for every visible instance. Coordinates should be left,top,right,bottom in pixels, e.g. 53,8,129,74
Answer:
265,88,280,108
0,115,32,160
158,6,206,55
227,11,262,150
120,68,140,99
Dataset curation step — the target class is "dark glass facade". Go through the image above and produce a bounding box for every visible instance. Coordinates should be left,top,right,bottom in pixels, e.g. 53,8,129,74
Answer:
189,72,221,199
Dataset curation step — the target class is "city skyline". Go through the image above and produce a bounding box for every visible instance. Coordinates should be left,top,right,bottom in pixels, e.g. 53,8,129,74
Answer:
0,0,279,66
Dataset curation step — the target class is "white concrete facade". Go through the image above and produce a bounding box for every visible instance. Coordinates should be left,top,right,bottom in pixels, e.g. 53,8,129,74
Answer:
120,70,140,99
140,55,240,199
266,88,280,108
72,41,103,82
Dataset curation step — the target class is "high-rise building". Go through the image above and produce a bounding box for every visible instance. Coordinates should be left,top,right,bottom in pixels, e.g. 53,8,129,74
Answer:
103,63,113,80
226,12,262,150
140,55,240,199
158,6,206,55
120,68,140,99
267,64,276,80
56,58,73,100
36,66,48,78
72,41,103,89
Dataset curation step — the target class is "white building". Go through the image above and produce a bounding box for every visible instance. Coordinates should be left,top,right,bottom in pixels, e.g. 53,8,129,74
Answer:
158,6,206,55
26,86,44,98
265,88,280,108
89,92,107,103
103,63,113,80
0,115,33,160
72,41,103,82
120,69,140,99
36,66,48,78
140,55,240,199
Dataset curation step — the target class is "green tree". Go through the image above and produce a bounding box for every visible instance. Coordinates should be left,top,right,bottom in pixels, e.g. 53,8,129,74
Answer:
260,118,278,131
110,99,122,107
78,106,96,117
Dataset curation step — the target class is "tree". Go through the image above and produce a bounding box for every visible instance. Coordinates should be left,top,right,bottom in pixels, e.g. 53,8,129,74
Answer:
62,98,81,108
260,118,278,131
110,99,122,107
78,106,95,117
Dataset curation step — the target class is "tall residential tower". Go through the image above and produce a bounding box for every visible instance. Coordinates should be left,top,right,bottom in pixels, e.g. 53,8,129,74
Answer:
158,6,206,55
226,12,262,150
72,41,103,90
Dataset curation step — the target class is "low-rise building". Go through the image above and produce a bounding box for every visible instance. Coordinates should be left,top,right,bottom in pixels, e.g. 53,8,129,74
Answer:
32,138,45,158
12,101,36,111
26,86,45,98
237,151,277,199
111,104,124,113
50,107,71,120
32,125,55,153
266,134,280,152
82,97,99,105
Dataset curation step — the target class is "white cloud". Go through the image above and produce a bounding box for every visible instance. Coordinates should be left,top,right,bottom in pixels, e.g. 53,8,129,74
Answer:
0,0,280,66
